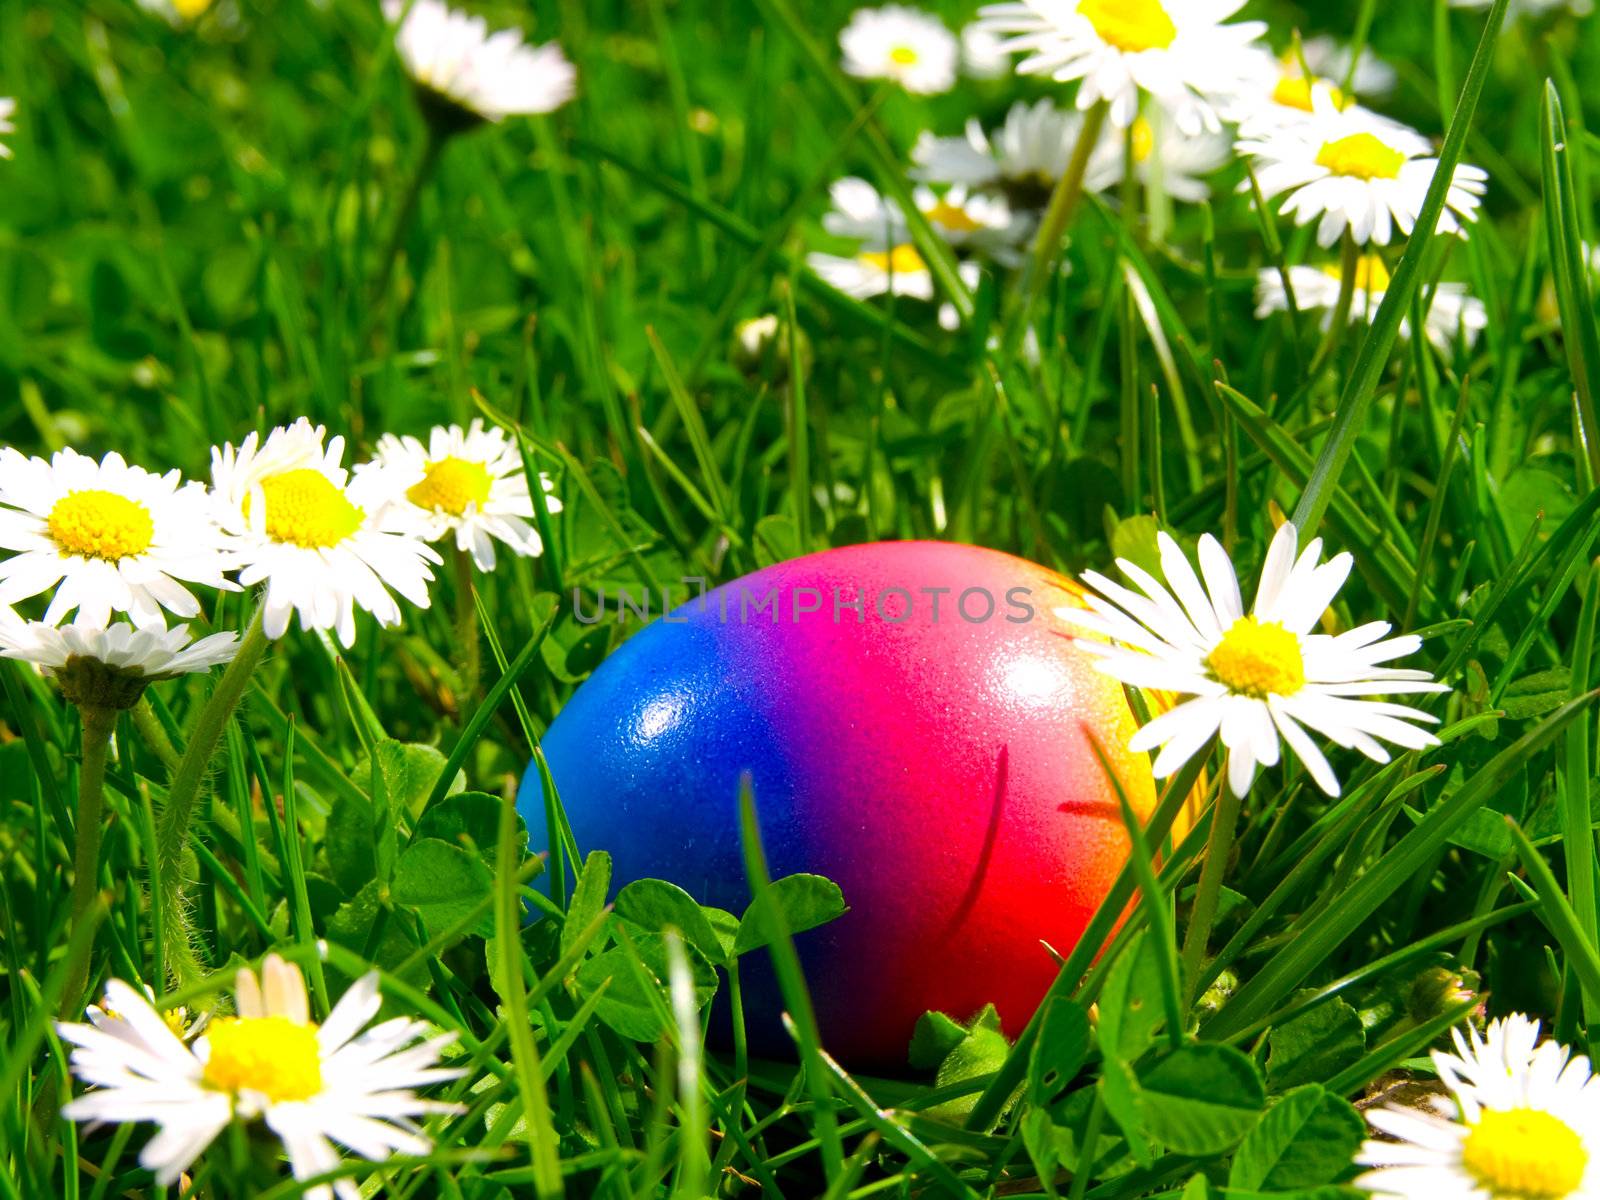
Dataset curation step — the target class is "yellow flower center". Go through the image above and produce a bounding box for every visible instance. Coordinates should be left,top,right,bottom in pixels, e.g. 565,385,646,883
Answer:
1461,1108,1588,1199
1205,616,1306,698
1272,74,1347,113
860,244,928,274
1130,116,1155,164
1077,0,1177,53
201,1016,323,1103
105,997,191,1039
888,44,919,65
926,199,983,234
406,456,493,516
47,490,155,562
1315,132,1406,181
1322,253,1392,293
172,0,215,16
250,469,364,550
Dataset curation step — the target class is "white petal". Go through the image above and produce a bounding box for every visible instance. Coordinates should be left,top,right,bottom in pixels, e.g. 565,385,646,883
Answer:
1157,532,1225,642
1252,522,1299,617
319,972,381,1055
1269,700,1341,796
1196,534,1244,626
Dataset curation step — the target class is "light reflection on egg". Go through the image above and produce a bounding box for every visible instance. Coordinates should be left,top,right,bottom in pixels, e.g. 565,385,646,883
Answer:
635,694,685,742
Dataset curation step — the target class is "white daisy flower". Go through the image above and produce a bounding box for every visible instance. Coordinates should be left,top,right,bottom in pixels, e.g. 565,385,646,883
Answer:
838,5,959,95
86,982,207,1043
209,419,440,647
809,244,981,304
1254,256,1488,353
0,447,238,630
812,177,986,309
913,99,1081,207
384,0,575,125
973,0,1268,133
1300,36,1397,96
362,420,560,572
1226,48,1354,134
923,103,1228,206
821,176,913,246
0,97,15,159
1057,522,1447,798
1086,111,1231,203
820,175,1017,267
916,98,1224,214
1356,1013,1600,1200
58,955,464,1200
822,175,1011,249
918,184,1017,245
1237,91,1488,247
960,22,1013,78
0,616,237,677
137,0,217,23
1232,43,1394,134
918,183,1023,260
913,123,1009,191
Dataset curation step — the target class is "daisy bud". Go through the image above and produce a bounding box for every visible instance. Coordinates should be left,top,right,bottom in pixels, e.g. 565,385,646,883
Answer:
732,315,811,381
1407,965,1479,1024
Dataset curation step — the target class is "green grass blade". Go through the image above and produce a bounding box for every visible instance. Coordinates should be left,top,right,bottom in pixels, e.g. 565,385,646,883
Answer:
807,1037,983,1200
646,327,732,521
420,594,557,818
782,281,812,550
1325,996,1477,1095
751,0,973,322
1507,817,1600,1014
1540,81,1600,481
1567,563,1600,998
1291,0,1512,537
1213,383,1422,612
738,778,845,1181
493,783,565,1199
1093,734,1184,1046
579,139,961,377
1204,690,1598,1040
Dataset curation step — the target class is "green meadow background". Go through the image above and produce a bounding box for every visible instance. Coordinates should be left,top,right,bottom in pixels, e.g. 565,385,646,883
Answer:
4,0,1600,1196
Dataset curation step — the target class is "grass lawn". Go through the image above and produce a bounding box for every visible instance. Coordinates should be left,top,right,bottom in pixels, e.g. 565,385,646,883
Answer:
3,0,1600,1196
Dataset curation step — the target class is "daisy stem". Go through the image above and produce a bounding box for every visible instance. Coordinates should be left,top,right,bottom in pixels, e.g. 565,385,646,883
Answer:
1001,99,1109,362
61,704,116,1017
131,697,180,773
133,695,283,881
224,1118,260,1196
373,122,447,311
1308,232,1360,378
1144,109,1173,246
153,607,270,987
1179,773,1241,1011
453,545,480,705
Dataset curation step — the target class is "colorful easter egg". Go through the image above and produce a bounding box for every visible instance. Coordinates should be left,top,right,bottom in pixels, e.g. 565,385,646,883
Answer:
519,541,1158,1065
